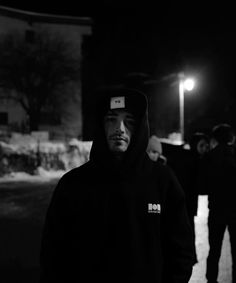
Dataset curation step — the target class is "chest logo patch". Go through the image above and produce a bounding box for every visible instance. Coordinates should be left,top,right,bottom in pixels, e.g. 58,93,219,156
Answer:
148,203,161,214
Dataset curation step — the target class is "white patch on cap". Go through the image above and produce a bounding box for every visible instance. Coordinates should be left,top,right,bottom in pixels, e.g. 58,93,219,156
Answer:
110,96,125,109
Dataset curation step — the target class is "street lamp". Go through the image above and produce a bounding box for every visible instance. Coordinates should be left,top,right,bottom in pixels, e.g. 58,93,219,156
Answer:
178,73,195,143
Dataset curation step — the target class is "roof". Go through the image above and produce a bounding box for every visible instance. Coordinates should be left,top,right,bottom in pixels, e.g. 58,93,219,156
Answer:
0,5,92,26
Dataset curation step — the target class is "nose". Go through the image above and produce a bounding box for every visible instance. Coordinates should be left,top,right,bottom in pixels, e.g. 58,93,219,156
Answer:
115,119,125,134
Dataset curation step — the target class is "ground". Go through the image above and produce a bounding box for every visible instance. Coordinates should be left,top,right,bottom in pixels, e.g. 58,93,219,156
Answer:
190,196,232,283
0,174,232,283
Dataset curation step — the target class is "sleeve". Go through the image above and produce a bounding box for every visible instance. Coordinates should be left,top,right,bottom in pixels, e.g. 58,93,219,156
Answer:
39,175,72,282
161,168,195,283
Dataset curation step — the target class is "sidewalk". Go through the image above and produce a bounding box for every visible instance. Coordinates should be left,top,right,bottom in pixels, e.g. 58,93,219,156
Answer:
189,196,232,283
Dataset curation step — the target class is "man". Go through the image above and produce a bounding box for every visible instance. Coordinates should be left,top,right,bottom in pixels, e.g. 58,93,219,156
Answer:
205,123,236,283
40,87,194,283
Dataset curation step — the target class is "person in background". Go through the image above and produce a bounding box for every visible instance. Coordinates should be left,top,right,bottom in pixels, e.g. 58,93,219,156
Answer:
40,87,194,283
187,132,210,263
205,123,236,283
147,134,167,164
189,132,209,159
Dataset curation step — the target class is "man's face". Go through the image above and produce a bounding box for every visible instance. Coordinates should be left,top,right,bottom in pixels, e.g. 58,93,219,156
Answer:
104,109,136,153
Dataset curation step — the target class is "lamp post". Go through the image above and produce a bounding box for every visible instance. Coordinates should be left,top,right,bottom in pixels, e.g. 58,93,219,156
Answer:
178,73,195,143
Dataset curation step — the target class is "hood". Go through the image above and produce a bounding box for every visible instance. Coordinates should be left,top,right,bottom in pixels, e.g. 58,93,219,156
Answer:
89,87,150,177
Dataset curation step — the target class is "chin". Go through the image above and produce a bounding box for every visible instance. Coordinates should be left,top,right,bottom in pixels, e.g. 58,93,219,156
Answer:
111,143,128,152
114,147,127,153
109,141,128,152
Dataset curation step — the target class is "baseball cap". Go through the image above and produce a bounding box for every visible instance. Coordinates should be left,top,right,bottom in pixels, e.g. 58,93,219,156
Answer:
95,86,148,120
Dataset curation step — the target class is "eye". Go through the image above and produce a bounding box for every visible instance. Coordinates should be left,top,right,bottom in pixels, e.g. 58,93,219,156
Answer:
125,121,135,129
125,117,135,127
104,115,116,123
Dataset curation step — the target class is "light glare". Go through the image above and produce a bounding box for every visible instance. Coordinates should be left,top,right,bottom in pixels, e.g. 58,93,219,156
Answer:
183,78,195,91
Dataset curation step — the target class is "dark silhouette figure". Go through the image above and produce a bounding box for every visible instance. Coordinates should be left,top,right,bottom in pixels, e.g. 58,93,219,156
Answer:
205,123,236,283
186,133,209,263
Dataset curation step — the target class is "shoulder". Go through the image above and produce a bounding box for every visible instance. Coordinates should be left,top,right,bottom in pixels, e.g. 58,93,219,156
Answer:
150,159,181,189
53,161,93,195
62,161,92,180
65,160,96,178
152,158,176,176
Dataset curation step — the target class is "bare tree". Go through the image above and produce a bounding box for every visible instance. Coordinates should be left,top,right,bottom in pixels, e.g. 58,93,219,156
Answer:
0,30,80,131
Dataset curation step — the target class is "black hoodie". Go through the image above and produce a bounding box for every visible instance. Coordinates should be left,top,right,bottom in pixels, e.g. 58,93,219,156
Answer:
40,88,194,283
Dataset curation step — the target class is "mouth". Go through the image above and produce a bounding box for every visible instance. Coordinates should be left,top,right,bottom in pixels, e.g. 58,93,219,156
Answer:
110,136,127,142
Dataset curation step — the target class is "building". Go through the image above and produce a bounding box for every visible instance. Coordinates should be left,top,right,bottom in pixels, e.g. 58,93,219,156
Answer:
0,5,92,140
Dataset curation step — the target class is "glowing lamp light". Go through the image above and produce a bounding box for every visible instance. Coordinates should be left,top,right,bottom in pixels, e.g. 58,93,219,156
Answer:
183,78,195,91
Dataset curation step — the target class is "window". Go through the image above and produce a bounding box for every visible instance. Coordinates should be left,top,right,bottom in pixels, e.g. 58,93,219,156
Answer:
25,29,35,44
0,112,8,125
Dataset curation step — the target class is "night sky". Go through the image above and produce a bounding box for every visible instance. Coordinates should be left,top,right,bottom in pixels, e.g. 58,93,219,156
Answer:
1,2,236,138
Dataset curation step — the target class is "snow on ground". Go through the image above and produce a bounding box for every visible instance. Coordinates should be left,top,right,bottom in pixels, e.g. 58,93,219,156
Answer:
190,195,232,283
0,136,92,174
0,167,66,183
